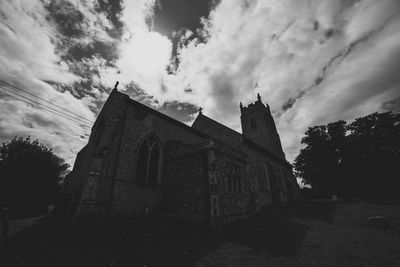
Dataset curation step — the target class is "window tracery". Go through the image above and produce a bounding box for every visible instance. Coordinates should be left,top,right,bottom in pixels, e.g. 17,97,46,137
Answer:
136,135,161,183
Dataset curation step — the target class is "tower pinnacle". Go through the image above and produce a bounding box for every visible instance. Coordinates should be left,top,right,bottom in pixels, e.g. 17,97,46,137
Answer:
257,93,261,102
113,81,119,91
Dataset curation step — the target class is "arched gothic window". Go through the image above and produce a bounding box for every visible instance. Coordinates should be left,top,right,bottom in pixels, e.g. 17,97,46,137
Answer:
136,135,161,183
225,163,241,193
258,161,272,191
251,118,257,130
267,163,277,191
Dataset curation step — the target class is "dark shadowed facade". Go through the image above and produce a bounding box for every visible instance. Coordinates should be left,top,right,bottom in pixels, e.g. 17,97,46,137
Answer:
58,89,299,225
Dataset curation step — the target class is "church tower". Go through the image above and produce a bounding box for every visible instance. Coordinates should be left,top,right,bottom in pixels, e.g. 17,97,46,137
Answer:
240,94,285,159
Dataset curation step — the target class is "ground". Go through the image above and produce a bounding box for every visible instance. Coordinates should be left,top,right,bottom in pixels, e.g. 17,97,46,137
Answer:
1,201,400,266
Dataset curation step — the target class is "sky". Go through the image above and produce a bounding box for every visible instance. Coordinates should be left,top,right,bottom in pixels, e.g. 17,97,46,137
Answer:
1,0,400,167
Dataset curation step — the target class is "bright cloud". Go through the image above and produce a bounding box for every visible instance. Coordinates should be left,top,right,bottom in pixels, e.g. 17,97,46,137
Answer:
0,0,109,164
1,0,400,165
101,30,173,99
168,0,400,161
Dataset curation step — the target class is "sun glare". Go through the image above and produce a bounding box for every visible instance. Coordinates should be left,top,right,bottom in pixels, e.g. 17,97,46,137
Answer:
120,31,172,78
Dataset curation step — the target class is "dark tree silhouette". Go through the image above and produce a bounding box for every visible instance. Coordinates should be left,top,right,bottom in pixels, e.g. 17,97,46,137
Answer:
295,112,400,199
345,112,400,199
0,136,69,218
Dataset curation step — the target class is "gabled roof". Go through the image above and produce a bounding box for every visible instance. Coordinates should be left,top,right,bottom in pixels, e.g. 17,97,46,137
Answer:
192,113,242,148
113,90,291,167
243,138,292,168
127,95,247,159
124,92,209,139
192,113,292,168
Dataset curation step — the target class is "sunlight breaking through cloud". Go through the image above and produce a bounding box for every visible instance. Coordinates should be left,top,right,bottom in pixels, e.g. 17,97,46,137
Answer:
1,0,400,164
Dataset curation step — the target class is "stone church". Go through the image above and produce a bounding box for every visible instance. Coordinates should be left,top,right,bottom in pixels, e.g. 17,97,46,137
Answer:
58,86,299,226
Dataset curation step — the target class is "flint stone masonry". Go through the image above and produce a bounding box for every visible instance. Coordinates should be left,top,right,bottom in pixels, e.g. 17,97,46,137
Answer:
163,144,206,219
57,89,299,225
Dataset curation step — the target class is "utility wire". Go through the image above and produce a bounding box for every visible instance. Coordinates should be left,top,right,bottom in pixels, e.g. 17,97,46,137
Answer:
0,89,92,129
0,86,93,127
0,79,94,123
0,88,93,128
0,88,92,129
0,85,93,126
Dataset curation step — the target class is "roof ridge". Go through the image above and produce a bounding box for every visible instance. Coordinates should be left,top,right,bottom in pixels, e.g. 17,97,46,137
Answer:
122,92,291,167
126,96,208,138
192,113,291,167
193,113,242,137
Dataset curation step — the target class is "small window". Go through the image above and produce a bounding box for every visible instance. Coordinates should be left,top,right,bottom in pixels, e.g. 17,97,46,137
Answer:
227,175,232,192
268,163,277,191
226,164,241,193
258,161,273,191
92,118,105,154
258,164,263,189
251,118,256,129
135,135,161,183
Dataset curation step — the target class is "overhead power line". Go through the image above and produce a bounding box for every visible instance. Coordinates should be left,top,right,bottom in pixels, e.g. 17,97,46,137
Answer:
0,85,93,126
0,88,92,128
0,88,93,128
0,79,94,124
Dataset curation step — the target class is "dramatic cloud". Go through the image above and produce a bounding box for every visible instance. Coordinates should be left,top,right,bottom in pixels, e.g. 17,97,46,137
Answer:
0,0,128,164
1,0,400,165
170,0,400,161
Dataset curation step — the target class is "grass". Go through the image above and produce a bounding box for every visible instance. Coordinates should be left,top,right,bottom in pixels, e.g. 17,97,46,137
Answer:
1,201,400,266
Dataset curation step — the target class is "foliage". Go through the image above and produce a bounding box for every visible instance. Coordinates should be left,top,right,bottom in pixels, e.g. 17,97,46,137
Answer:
0,136,70,217
294,112,400,199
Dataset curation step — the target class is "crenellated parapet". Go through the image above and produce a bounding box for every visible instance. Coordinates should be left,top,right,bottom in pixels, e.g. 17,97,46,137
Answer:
240,93,285,159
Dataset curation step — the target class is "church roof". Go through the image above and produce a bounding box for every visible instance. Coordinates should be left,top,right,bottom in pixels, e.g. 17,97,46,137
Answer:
126,96,209,139
192,113,292,167
192,113,242,148
114,90,291,167
127,96,247,158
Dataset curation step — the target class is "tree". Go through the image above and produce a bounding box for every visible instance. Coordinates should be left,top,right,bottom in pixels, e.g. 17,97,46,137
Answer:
346,112,400,199
0,136,69,217
294,121,346,195
294,112,400,199
294,125,330,193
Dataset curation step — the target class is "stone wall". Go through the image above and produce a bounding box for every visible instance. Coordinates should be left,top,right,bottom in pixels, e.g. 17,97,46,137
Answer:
56,145,88,215
162,141,207,220
192,113,298,211
242,143,297,209
60,89,298,224
58,90,130,220
108,100,207,217
210,146,249,224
